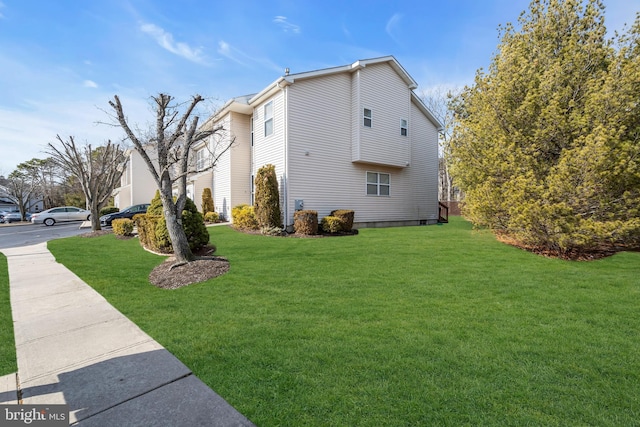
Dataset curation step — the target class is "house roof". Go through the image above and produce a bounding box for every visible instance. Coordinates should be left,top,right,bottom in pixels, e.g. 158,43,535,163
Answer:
204,56,444,132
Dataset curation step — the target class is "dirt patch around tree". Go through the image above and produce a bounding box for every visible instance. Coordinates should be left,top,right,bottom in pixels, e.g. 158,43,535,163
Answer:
148,256,230,289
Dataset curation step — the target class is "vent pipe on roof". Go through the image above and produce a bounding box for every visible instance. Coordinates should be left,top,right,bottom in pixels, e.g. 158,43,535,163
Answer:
285,68,290,76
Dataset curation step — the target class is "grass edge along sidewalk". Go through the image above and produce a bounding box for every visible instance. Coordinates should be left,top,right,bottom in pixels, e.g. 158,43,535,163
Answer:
0,253,17,376
47,218,640,426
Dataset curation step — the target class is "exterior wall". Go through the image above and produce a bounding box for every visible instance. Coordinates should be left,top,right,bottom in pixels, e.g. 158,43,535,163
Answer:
352,63,412,168
115,150,157,208
189,171,213,212
213,112,252,221
251,91,287,221
284,63,439,228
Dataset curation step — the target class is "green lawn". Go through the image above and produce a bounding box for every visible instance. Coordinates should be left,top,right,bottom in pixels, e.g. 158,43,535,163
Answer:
46,218,639,426
0,253,17,376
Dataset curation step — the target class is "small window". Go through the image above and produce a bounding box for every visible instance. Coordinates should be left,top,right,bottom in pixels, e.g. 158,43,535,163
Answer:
401,119,408,136
196,148,207,171
366,172,390,196
264,101,273,137
363,108,372,127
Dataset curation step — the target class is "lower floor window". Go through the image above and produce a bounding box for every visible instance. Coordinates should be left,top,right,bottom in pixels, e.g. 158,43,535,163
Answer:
367,172,390,196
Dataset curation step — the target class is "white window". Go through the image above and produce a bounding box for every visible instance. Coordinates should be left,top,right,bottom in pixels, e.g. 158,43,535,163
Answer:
264,101,273,137
196,148,207,171
366,172,390,196
401,119,408,136
363,108,372,127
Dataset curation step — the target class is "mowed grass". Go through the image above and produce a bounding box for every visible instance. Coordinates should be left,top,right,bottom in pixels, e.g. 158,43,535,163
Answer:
47,218,640,426
0,253,17,375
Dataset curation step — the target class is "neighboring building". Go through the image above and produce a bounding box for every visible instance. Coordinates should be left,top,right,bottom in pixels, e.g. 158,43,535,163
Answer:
113,56,443,229
113,148,157,209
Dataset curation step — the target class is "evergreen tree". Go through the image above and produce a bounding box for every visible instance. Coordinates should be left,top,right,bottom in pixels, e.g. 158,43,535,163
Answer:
254,164,281,228
450,0,640,255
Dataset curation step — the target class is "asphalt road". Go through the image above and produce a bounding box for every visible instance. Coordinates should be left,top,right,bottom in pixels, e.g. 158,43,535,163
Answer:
0,221,91,249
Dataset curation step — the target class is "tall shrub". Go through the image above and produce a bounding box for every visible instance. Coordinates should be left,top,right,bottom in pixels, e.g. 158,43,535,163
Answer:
449,0,640,254
254,164,281,228
202,188,214,214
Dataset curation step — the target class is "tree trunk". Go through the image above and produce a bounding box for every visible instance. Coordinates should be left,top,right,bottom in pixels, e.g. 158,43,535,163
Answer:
89,204,102,231
160,191,194,263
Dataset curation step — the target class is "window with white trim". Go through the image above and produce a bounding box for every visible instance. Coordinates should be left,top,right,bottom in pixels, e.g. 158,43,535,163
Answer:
264,101,273,137
366,172,390,196
401,119,408,136
363,108,372,127
195,148,207,171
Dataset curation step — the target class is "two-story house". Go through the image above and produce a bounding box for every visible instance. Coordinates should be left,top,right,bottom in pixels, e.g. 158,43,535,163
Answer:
113,56,443,230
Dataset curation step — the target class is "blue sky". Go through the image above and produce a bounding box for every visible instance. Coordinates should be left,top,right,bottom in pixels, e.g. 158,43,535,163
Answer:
0,0,637,174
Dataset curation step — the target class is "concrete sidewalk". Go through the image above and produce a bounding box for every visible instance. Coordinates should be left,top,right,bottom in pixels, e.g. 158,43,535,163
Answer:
0,242,255,426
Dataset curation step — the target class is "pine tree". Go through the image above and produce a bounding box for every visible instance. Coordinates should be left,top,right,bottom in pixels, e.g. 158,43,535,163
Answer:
450,0,640,255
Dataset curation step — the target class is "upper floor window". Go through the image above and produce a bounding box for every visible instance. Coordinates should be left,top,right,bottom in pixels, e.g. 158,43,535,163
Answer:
195,148,207,171
401,119,408,136
363,108,372,127
366,172,390,196
264,101,273,137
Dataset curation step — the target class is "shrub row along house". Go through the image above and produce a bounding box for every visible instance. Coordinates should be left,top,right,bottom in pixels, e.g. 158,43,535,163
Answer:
113,56,444,230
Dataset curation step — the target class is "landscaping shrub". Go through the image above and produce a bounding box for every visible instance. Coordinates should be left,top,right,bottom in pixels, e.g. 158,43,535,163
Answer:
294,210,318,235
204,211,220,223
100,206,119,216
330,210,354,231
112,218,134,236
137,191,209,253
202,188,214,214
321,216,345,233
254,164,281,228
232,204,259,230
181,198,209,251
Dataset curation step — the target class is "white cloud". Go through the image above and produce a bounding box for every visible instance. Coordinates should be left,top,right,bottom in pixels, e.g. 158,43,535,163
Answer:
217,40,248,66
140,22,207,64
273,16,301,34
83,80,98,88
386,13,403,44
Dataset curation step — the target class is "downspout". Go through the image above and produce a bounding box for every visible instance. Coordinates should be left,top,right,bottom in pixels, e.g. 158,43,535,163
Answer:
277,80,289,232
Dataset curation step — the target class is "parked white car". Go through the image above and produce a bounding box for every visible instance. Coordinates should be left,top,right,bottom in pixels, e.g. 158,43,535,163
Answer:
31,206,91,226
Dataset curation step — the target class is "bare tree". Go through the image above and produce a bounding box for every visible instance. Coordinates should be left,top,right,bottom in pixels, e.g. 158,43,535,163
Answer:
46,136,127,231
421,87,462,202
2,160,41,220
109,93,233,263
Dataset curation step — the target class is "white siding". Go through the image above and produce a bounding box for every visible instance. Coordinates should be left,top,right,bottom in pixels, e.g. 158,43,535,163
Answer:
352,63,411,168
213,112,252,221
285,65,439,227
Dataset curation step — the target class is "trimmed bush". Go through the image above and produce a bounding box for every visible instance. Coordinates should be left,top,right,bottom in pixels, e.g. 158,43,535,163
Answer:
294,210,318,235
204,211,220,223
137,191,209,253
100,206,119,216
112,218,134,236
232,204,259,230
321,216,346,234
202,188,214,214
254,164,281,228
331,210,355,231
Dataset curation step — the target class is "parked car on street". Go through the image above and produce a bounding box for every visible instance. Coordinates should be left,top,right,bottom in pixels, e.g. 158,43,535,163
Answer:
3,212,31,223
100,204,150,227
31,206,91,226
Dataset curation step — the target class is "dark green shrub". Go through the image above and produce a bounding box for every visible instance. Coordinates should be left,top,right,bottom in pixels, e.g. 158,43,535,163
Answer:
204,211,220,223
100,206,119,216
181,198,209,251
254,164,281,228
330,210,354,231
112,218,134,236
138,191,209,253
294,210,318,235
321,216,346,233
202,188,214,214
232,204,259,230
